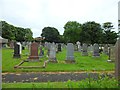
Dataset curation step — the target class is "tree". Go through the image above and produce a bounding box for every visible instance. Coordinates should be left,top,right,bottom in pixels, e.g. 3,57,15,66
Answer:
41,27,60,43
102,22,118,44
1,21,33,42
80,21,103,44
63,21,82,43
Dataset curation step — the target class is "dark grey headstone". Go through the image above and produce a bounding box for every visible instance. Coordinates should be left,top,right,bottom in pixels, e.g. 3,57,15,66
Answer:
82,43,88,56
13,42,21,58
58,44,61,52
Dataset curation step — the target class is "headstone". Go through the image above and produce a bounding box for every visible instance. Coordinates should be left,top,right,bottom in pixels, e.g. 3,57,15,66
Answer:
76,41,81,52
58,43,62,52
49,43,57,62
109,46,115,62
28,42,39,61
9,41,14,49
103,44,109,55
39,47,44,57
17,42,22,54
93,43,100,57
13,42,21,58
115,37,120,84
74,44,78,51
82,43,88,56
65,43,75,63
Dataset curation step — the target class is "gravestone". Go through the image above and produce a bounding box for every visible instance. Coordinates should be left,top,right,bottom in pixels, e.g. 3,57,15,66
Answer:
65,43,75,63
13,42,21,58
82,43,88,56
9,41,14,49
74,44,78,51
115,37,120,84
49,43,57,62
17,42,22,54
108,46,115,62
58,43,62,52
47,43,51,56
39,47,44,57
93,43,100,57
28,42,39,61
103,44,109,55
76,41,81,52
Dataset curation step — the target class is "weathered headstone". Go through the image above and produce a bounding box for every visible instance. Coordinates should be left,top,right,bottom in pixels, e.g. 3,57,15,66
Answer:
9,41,14,49
115,37,120,84
13,42,21,58
93,43,100,57
74,44,78,51
28,42,39,61
65,43,75,63
49,43,57,62
103,44,109,55
109,46,115,62
82,43,88,56
76,41,81,52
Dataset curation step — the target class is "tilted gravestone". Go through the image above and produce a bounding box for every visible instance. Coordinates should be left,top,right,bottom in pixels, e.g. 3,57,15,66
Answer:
13,42,21,58
65,43,75,63
28,42,39,61
49,43,57,63
82,43,88,56
93,43,100,57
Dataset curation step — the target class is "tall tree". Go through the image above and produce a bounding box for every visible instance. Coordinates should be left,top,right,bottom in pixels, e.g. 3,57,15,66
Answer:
41,27,60,43
102,22,118,44
63,21,82,43
80,21,103,44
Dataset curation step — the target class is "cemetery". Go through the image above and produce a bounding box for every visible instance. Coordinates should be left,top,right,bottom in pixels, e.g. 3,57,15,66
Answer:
1,0,120,89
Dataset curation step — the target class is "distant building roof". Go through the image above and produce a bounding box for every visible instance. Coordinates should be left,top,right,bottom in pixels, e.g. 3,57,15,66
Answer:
0,36,8,43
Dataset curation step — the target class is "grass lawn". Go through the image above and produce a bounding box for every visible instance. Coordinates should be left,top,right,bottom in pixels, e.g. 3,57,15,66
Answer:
2,47,115,72
2,77,118,88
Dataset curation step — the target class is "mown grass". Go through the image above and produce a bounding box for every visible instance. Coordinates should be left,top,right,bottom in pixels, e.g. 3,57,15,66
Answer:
2,77,118,88
2,47,115,72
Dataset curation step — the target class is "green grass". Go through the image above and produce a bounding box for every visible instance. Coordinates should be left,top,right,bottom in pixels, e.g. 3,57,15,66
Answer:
2,48,115,72
2,77,118,88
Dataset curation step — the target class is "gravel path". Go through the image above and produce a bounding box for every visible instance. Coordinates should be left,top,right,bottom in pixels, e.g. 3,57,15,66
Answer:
2,72,114,83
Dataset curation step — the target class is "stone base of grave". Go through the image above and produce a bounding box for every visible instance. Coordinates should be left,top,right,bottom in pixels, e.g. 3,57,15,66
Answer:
65,60,75,63
49,58,58,63
82,52,88,56
28,56,40,62
93,53,100,57
13,54,21,58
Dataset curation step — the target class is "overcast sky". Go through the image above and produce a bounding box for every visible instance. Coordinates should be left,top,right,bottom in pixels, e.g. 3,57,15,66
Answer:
0,0,120,37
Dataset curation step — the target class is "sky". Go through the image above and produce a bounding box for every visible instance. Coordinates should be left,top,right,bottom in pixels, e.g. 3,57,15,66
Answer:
0,0,120,38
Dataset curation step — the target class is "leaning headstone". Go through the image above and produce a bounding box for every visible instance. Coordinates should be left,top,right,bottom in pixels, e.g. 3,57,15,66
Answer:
65,43,75,63
49,43,57,63
115,37,120,84
82,43,88,56
28,42,39,61
93,43,100,57
13,42,21,58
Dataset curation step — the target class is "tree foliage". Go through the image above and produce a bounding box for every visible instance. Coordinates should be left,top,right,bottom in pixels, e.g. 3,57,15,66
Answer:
41,27,60,43
63,21,82,43
1,21,33,42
